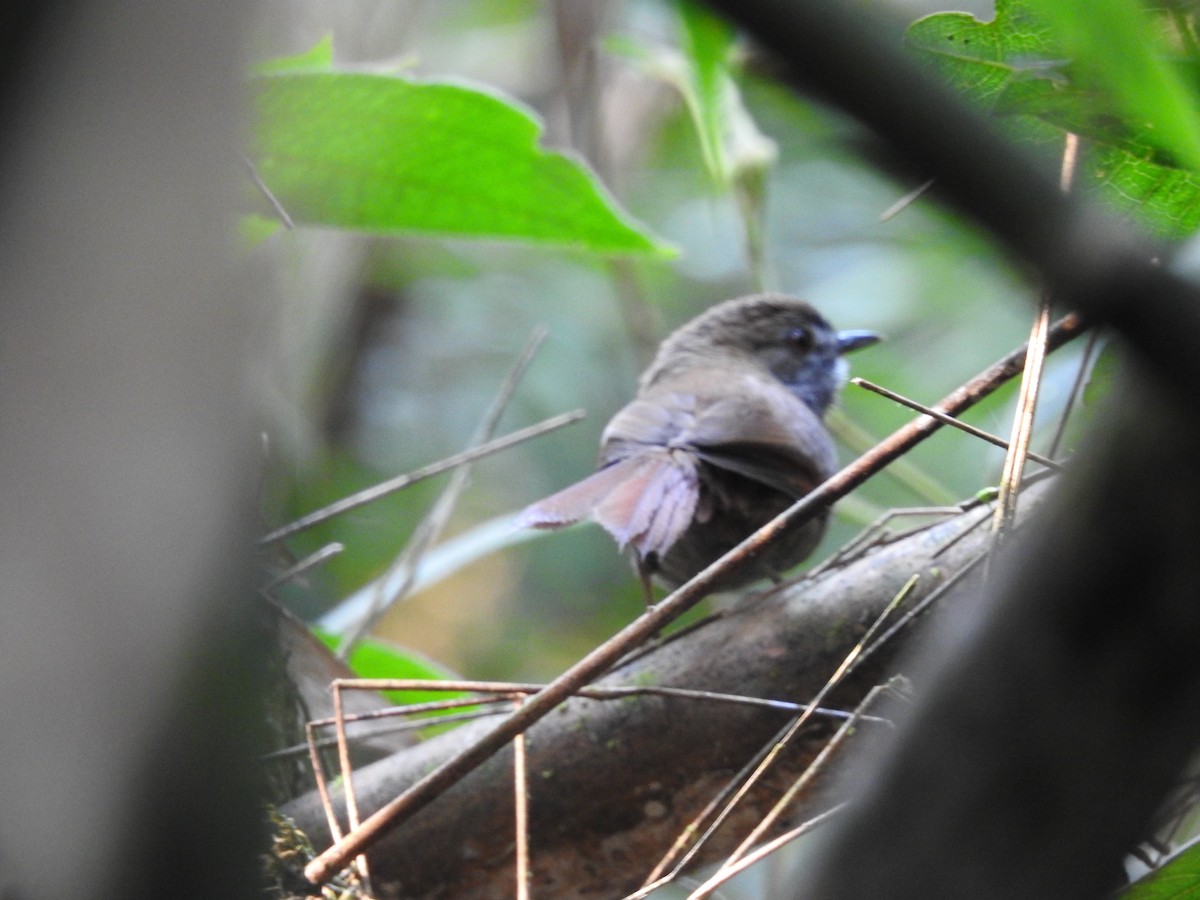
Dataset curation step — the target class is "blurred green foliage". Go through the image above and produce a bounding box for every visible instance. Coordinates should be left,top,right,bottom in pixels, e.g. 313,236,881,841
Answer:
252,0,1193,691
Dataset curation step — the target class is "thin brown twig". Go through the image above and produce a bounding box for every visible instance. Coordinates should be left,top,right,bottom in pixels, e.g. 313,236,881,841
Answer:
640,577,917,889
270,678,894,765
852,378,1062,470
513,696,531,900
686,802,847,896
268,707,513,763
261,542,344,591
323,679,887,724
879,177,935,222
807,506,965,579
322,706,505,739
306,719,345,845
688,681,904,898
991,300,1050,546
1047,329,1100,459
990,134,1079,546
240,151,295,229
306,692,515,725
332,684,371,888
302,313,1087,886
280,679,898,776
339,327,550,654
258,409,584,546
704,577,919,878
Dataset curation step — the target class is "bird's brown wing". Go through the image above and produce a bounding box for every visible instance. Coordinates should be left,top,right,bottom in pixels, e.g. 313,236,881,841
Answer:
517,460,647,529
685,394,835,497
599,389,692,460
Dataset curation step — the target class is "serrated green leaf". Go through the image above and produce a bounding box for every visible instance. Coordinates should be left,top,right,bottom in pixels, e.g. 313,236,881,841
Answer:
906,3,1062,109
905,0,1200,237
1119,837,1200,899
1085,146,1200,236
253,71,672,255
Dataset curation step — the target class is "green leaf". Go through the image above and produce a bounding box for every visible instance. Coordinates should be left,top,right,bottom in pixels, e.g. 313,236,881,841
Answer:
608,7,776,190
313,628,463,706
1086,145,1200,237
1029,0,1200,173
253,71,672,255
677,0,736,182
1119,837,1200,899
673,1,777,284
905,2,1061,110
905,0,1200,237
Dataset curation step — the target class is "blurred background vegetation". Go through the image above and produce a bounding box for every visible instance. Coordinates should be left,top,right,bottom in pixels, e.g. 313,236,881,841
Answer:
250,0,1104,683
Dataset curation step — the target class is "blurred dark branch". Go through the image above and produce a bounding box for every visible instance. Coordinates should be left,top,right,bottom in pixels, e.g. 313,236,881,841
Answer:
696,2,1200,898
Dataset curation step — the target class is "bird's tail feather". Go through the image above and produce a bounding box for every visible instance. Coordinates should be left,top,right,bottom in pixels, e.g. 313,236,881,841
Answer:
518,453,699,559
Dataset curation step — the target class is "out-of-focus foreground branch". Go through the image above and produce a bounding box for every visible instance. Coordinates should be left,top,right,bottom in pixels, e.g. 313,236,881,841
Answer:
697,2,1200,898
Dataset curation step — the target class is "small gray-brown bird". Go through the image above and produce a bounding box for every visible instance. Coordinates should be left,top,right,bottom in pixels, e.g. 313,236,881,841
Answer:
520,294,880,592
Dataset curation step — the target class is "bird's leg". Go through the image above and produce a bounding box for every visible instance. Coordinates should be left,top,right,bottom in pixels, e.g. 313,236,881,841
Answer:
634,555,657,608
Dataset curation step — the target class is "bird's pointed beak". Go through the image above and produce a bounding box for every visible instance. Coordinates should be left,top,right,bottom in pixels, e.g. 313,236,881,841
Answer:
837,330,883,354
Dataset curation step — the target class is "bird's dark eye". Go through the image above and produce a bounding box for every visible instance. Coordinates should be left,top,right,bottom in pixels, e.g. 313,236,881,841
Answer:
785,326,812,350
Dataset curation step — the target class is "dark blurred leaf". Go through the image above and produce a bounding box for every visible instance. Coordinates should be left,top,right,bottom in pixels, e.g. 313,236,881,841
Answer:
906,0,1200,237
1028,0,1200,171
